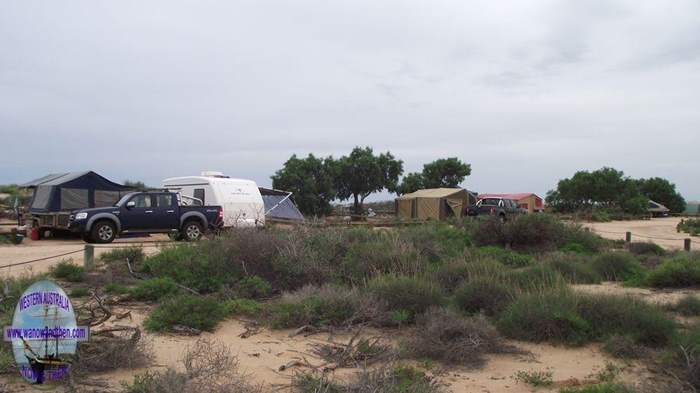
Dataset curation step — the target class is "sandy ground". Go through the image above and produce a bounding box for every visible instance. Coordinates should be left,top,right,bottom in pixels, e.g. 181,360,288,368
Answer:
584,217,692,250
0,307,654,393
0,235,170,279
574,282,700,306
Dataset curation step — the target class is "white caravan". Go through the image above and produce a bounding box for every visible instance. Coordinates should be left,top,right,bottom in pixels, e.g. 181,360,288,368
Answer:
162,172,265,228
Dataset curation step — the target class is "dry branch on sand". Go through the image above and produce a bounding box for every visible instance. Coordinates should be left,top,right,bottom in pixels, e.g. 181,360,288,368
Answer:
310,330,392,368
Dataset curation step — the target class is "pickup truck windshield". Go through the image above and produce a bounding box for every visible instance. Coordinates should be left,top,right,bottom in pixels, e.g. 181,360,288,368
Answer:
115,193,137,207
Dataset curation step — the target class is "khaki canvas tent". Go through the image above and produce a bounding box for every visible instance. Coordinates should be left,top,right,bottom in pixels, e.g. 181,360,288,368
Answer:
395,188,476,220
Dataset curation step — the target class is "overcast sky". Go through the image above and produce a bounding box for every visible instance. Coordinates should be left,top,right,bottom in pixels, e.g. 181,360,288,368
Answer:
1,1,698,201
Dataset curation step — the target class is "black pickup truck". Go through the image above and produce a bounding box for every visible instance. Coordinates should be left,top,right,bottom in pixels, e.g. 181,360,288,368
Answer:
68,191,223,243
466,197,523,222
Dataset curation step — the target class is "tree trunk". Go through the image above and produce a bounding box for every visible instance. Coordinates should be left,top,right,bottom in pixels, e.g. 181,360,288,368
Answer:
353,194,361,215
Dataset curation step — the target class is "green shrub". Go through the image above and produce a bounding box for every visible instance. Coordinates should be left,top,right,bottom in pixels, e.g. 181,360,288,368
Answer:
670,295,700,316
130,277,180,301
560,242,590,254
267,285,360,328
645,253,700,287
236,275,272,299
400,222,472,259
0,344,13,374
478,246,533,267
453,279,513,316
576,294,675,347
560,383,636,393
678,219,700,236
223,298,262,316
627,242,665,256
69,287,90,297
544,254,602,284
498,289,591,345
49,260,85,282
100,246,145,263
367,276,445,322
591,252,643,281
104,283,130,294
144,295,228,332
339,237,424,285
506,264,566,292
498,290,676,346
668,325,700,389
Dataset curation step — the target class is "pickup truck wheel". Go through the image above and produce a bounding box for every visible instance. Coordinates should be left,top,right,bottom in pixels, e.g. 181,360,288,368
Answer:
91,220,116,243
168,232,184,241
499,214,507,223
182,221,203,241
81,233,94,243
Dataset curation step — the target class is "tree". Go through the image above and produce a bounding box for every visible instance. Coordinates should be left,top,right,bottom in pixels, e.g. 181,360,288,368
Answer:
546,167,648,214
396,172,424,195
271,154,337,216
123,180,153,191
421,158,471,189
335,146,403,214
636,177,686,213
397,157,471,195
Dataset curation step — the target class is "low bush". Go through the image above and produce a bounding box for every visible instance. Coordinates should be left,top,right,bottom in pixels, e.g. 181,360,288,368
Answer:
100,246,145,263
478,246,533,267
453,279,513,316
671,325,700,389
235,276,272,299
49,259,85,282
69,287,90,297
602,335,645,359
560,242,590,254
627,242,665,256
645,253,700,288
105,283,131,294
130,277,180,301
367,276,445,323
678,218,700,237
144,295,229,332
498,289,676,346
669,295,700,316
267,285,362,329
339,237,424,285
544,253,601,284
402,308,520,367
223,298,262,316
590,252,643,281
498,289,590,345
506,264,566,292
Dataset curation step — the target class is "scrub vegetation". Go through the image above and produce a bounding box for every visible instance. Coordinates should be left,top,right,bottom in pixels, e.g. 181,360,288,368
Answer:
24,213,700,391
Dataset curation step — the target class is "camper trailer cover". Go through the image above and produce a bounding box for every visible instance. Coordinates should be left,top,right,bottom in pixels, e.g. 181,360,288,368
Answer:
259,188,304,221
22,171,132,213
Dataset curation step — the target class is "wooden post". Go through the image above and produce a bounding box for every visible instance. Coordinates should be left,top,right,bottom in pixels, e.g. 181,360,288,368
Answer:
84,244,94,271
625,232,632,243
685,238,691,252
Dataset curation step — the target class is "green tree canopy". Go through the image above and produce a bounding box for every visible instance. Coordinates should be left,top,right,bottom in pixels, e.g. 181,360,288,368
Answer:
271,154,337,216
123,180,153,191
397,157,471,195
546,167,684,215
636,177,686,213
335,146,403,214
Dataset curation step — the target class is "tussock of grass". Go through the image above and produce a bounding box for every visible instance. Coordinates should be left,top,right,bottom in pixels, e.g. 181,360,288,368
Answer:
669,295,700,316
130,277,180,301
367,275,445,323
453,279,513,316
590,252,643,281
497,289,675,346
560,383,636,393
645,253,700,288
144,295,229,332
267,285,363,329
543,253,602,284
49,259,85,282
100,246,145,263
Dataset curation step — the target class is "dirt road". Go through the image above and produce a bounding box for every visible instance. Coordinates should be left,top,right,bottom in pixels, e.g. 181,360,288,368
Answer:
584,217,692,250
0,235,169,278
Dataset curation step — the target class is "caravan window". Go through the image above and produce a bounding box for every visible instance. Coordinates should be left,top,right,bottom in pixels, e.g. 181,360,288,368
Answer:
193,188,205,204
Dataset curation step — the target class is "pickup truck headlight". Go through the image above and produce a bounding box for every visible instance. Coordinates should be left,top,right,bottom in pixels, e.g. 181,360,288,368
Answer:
75,212,88,220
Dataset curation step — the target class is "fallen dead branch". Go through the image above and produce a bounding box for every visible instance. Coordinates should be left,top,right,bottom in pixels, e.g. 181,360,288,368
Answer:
310,330,392,368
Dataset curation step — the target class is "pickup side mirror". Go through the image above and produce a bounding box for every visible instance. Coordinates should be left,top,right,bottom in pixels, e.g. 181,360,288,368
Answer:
126,201,136,209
